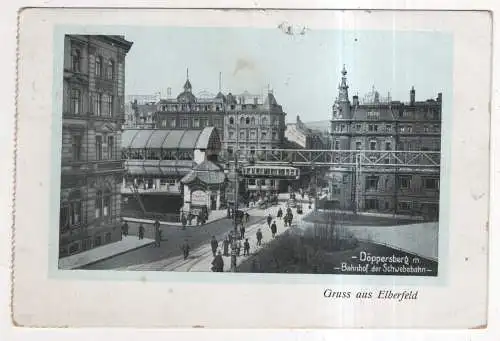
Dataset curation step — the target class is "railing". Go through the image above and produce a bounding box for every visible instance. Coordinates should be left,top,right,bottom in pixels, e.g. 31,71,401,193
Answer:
121,185,181,194
222,149,440,172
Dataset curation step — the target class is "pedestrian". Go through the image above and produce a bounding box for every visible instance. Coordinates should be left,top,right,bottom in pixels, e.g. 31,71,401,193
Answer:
121,221,129,236
240,225,246,239
210,236,218,257
245,212,250,223
243,238,250,256
181,213,187,230
228,231,233,244
223,236,229,256
267,214,272,228
287,212,294,227
138,223,144,240
188,213,193,225
256,228,263,246
154,219,161,247
182,239,190,260
277,207,283,220
271,220,277,238
211,250,224,272
236,239,242,256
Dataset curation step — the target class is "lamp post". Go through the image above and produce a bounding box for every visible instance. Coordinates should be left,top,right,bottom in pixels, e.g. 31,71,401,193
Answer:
225,152,239,272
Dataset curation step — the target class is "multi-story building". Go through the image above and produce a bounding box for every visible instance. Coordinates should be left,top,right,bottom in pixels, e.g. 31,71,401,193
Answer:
285,115,329,150
330,66,442,219
153,74,225,132
59,35,133,258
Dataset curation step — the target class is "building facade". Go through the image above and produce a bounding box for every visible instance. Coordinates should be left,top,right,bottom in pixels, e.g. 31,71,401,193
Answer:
59,35,133,258
285,115,329,150
330,66,442,219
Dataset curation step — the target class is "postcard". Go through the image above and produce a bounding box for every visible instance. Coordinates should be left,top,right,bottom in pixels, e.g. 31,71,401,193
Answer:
12,8,491,328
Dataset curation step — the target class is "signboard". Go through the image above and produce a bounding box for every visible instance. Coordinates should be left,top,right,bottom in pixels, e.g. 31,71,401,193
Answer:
191,190,208,206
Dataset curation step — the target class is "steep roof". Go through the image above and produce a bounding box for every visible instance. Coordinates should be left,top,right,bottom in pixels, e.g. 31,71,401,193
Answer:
180,160,226,185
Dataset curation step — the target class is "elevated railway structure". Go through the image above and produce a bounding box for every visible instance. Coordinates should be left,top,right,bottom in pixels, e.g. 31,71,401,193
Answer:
222,148,440,217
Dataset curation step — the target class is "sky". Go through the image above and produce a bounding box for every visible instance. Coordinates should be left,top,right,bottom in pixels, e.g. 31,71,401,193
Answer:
121,27,453,123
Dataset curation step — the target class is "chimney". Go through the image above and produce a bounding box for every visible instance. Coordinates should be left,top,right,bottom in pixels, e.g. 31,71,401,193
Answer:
353,95,359,106
410,86,415,105
437,92,442,102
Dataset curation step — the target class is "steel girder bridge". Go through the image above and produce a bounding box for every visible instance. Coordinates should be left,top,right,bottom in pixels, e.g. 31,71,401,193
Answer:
222,148,441,214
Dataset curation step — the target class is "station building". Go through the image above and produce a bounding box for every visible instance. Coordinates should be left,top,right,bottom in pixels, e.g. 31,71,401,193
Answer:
59,34,133,257
330,66,442,219
120,126,225,220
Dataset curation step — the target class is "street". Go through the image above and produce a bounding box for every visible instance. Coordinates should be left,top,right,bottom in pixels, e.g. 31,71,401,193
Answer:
82,206,268,270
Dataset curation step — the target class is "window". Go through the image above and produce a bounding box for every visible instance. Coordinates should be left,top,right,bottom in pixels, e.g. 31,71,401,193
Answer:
334,140,340,150
103,190,111,217
93,93,102,116
367,111,380,119
82,238,92,251
262,117,268,126
342,174,349,184
398,176,411,189
72,135,82,161
356,124,362,131
386,124,391,131
71,48,81,72
246,117,250,124
272,131,277,140
355,141,362,150
370,141,377,150
407,125,413,133
433,125,440,133
180,118,189,128
240,131,245,139
240,117,245,125
250,146,255,155
168,118,176,128
103,94,113,116
368,125,374,132
107,136,114,159
385,142,391,151
424,125,429,133
248,179,256,185
105,232,112,243
424,178,439,190
161,120,167,128
95,136,103,161
250,130,256,139
374,125,378,132
261,131,267,139
71,89,81,114
94,236,102,247
95,190,103,218
229,117,234,125
365,198,379,210
251,117,255,125
193,118,200,128
398,201,412,211
214,118,222,128
229,131,234,139
341,124,346,131
106,60,114,79
95,56,103,77
228,147,234,156
365,176,378,190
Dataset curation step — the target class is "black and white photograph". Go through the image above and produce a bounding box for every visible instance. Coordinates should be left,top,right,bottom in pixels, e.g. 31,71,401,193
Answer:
58,27,446,276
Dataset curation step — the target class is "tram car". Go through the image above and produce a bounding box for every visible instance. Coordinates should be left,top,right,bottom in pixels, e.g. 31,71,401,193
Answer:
242,165,300,180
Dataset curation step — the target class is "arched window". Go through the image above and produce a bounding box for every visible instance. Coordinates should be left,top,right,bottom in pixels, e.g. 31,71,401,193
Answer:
240,117,245,125
107,59,114,79
95,56,103,77
229,117,234,125
103,188,111,218
71,48,81,72
251,117,255,125
262,117,268,126
246,117,250,124
95,190,103,218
